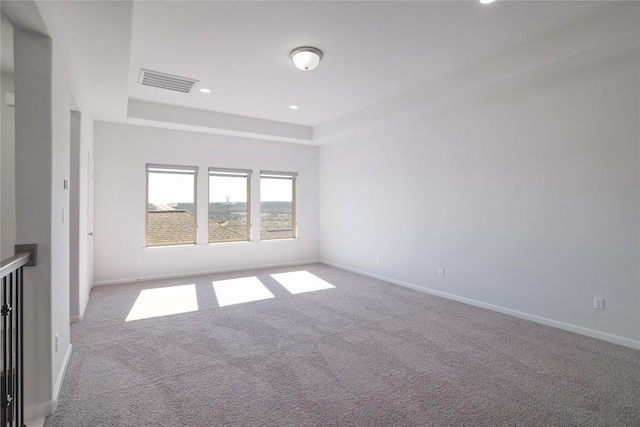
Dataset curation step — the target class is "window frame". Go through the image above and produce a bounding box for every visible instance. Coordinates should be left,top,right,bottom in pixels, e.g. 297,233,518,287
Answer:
259,171,297,240
208,167,252,244
145,164,198,247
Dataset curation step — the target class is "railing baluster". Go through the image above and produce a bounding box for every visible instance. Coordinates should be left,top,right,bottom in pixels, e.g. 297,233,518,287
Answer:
15,270,18,427
0,250,34,427
17,268,23,427
2,275,7,427
8,272,13,426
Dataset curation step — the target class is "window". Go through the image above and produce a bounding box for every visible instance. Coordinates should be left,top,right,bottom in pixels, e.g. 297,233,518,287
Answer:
260,171,297,240
208,168,251,243
146,164,197,247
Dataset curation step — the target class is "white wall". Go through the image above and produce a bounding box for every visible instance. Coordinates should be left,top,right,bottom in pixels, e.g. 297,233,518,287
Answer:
36,0,96,412
69,109,95,321
1,72,15,260
49,20,73,404
13,24,75,417
93,122,319,284
70,111,80,320
4,0,96,420
319,50,640,348
78,113,94,317
13,28,55,420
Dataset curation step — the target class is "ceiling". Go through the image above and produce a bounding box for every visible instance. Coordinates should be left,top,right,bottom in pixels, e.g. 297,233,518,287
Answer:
49,1,626,142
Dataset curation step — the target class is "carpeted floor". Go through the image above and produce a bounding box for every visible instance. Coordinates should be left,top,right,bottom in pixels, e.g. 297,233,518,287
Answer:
45,263,639,426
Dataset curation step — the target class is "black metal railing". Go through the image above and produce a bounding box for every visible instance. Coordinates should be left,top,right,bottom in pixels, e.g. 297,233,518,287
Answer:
0,245,36,427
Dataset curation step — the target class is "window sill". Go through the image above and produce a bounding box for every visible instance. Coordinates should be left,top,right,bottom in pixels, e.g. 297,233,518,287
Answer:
207,240,253,247
144,244,197,251
143,238,300,250
259,238,298,243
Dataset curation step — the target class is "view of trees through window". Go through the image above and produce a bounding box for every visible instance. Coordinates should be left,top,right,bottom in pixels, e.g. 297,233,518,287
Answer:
260,174,295,240
146,166,296,246
146,166,197,246
209,172,250,242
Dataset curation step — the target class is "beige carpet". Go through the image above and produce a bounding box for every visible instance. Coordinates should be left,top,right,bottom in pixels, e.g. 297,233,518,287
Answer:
45,263,639,426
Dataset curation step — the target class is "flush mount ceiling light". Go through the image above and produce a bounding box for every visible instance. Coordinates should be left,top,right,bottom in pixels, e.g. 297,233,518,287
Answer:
480,0,496,4
290,46,323,71
199,88,211,94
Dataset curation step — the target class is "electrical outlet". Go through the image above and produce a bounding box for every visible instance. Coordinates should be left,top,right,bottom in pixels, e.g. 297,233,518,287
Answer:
135,258,141,265
376,255,380,263
55,333,59,353
438,268,445,278
594,297,604,310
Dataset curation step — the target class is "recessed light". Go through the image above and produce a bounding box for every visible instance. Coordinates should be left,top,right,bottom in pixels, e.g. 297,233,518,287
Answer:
289,105,298,110
199,88,211,94
480,0,496,4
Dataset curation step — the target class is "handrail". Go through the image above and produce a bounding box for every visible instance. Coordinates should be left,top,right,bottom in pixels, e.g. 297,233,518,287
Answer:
0,253,30,280
0,245,34,427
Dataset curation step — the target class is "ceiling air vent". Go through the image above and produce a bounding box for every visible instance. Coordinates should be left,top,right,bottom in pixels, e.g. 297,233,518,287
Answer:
138,69,199,94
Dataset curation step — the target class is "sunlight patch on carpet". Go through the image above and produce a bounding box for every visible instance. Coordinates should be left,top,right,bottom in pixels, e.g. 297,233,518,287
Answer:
213,277,275,307
271,271,336,295
126,284,198,321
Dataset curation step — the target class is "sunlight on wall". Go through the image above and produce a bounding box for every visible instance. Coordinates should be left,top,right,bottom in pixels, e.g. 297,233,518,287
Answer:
271,271,336,295
126,284,199,321
213,276,275,307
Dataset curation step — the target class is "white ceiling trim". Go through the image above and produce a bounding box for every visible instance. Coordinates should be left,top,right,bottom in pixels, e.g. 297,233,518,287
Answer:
52,0,134,123
0,0,48,36
127,99,313,144
315,34,639,146
314,2,640,142
129,2,639,146
35,1,639,146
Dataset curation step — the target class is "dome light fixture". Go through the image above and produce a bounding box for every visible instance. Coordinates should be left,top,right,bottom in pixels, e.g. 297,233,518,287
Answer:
480,0,496,4
290,46,323,71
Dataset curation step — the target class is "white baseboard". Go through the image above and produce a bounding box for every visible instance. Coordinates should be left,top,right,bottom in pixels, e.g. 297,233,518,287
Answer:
321,260,640,350
25,401,51,425
25,417,45,427
80,291,91,319
51,344,72,412
93,259,321,286
70,314,83,323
